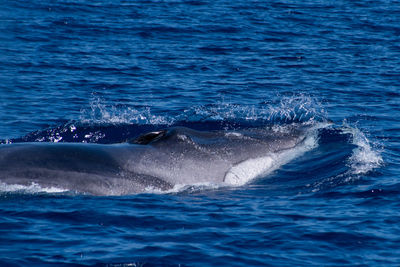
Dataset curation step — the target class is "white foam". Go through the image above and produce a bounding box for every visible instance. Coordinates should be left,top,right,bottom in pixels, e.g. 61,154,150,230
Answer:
224,131,319,186
342,125,383,175
0,182,68,194
143,182,222,194
225,132,242,137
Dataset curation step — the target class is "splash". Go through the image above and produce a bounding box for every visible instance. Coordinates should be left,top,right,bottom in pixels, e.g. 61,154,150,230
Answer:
342,124,383,176
2,94,329,144
78,94,327,127
79,97,174,125
178,94,327,124
267,95,327,124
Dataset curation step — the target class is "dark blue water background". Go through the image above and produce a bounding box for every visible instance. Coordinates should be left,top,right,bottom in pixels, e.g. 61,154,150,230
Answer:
1,0,400,266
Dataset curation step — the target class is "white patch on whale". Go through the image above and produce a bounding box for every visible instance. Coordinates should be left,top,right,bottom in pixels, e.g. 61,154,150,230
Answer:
224,131,319,186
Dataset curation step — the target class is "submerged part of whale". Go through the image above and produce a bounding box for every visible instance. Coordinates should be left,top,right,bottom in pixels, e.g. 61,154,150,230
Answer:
0,125,321,195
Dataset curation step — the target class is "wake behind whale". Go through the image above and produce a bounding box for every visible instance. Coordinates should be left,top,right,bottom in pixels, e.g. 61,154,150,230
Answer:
0,124,322,195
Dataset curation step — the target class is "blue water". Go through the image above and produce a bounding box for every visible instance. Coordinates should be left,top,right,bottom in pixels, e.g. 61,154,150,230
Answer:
1,0,400,265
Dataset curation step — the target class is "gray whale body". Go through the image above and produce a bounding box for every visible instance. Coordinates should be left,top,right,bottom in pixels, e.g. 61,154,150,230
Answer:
0,126,317,195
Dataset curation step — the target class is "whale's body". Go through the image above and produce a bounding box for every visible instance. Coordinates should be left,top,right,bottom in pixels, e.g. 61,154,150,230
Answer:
0,126,317,195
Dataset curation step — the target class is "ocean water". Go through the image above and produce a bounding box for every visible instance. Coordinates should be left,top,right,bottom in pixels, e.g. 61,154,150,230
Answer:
1,0,399,266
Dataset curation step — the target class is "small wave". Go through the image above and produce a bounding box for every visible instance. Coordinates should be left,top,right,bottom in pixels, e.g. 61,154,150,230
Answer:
307,123,384,193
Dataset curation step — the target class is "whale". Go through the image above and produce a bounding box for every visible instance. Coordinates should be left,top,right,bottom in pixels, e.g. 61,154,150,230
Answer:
0,125,319,195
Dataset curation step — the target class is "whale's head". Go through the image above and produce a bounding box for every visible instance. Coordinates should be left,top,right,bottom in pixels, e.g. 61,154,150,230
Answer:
125,125,317,186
